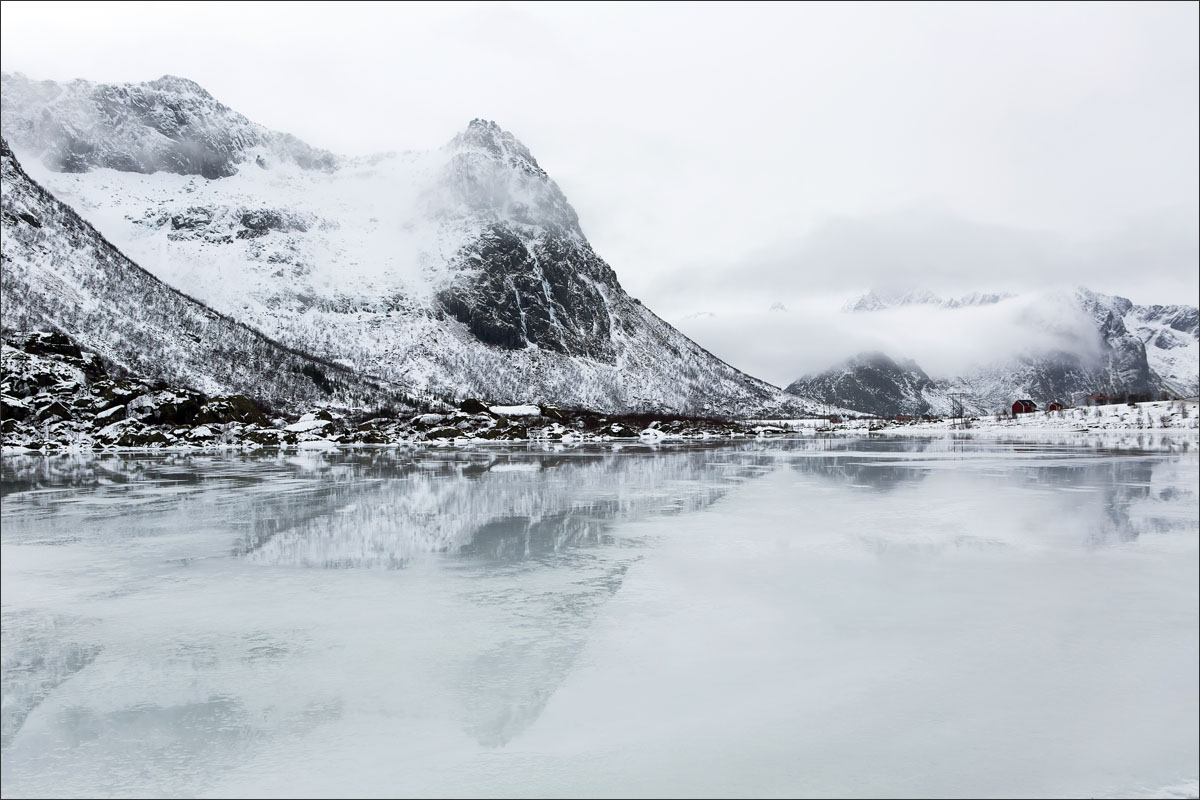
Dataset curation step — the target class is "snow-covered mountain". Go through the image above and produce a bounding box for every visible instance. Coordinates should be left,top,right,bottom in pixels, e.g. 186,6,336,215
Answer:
1123,302,1198,397
1,138,402,410
841,288,1013,313
791,288,1198,414
1,72,816,416
0,72,338,177
785,352,952,417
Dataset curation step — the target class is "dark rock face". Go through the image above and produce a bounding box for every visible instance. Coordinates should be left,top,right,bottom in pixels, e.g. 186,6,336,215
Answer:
438,226,616,359
786,352,938,417
0,72,339,178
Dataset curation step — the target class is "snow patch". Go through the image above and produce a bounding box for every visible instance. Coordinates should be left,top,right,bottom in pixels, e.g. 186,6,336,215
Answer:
489,404,541,417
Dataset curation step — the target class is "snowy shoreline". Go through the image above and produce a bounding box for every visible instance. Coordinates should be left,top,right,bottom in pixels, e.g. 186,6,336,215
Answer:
3,419,1196,458
4,331,1196,457
755,399,1199,436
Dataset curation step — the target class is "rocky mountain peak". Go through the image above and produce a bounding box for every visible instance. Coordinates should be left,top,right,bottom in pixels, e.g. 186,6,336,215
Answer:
434,118,580,235
1073,287,1134,341
0,72,339,178
1133,304,1199,337
843,287,1014,313
146,74,214,99
452,119,543,174
786,350,938,417
854,351,900,367
431,118,615,356
843,288,943,313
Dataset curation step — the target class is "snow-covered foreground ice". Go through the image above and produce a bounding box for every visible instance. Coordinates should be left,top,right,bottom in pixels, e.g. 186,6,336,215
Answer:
1,439,1197,799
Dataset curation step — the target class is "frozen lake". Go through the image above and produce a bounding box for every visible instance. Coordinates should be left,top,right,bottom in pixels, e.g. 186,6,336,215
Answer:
2,438,1197,798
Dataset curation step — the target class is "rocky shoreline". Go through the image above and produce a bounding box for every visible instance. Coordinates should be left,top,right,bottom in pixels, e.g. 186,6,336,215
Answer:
1,332,792,454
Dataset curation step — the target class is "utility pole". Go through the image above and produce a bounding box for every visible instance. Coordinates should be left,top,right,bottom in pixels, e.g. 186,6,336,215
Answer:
949,392,967,429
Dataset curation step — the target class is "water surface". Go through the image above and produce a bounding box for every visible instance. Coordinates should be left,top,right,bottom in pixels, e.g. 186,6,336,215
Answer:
2,438,1197,798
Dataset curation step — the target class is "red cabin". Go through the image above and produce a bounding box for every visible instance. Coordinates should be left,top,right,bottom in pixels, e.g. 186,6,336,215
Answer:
1012,399,1037,415
1047,402,1064,411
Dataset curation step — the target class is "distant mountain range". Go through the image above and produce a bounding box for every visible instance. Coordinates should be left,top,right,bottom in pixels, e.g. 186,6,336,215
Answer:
841,288,1015,313
789,288,1198,416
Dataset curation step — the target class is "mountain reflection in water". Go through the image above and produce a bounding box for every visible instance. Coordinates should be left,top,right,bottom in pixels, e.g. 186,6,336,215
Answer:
1,439,1196,798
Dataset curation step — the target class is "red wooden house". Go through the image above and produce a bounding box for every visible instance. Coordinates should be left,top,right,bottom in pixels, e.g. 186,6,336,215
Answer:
1047,402,1064,411
1012,399,1037,415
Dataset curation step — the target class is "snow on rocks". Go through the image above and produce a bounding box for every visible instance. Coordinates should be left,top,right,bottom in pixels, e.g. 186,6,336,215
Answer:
0,331,807,454
284,414,332,433
780,400,1200,447
870,400,1200,436
95,404,126,422
488,404,541,417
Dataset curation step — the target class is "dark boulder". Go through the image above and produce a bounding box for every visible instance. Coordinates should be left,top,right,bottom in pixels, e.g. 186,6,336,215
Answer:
115,426,172,448
1,395,30,421
92,380,142,410
36,401,73,421
22,331,83,360
459,398,489,414
479,423,527,440
198,396,268,425
78,353,107,382
95,404,127,423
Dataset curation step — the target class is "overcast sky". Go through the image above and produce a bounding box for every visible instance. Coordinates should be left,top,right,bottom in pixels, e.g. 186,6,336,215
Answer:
2,1,1197,382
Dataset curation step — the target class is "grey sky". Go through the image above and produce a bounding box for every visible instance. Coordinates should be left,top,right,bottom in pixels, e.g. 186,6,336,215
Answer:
2,1,1197,381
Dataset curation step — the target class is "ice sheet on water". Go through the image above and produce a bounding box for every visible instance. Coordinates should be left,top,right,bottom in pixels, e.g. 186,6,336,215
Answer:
1,439,1196,798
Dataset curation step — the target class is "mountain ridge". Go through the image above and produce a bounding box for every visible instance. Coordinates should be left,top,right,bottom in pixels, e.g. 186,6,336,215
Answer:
0,136,415,411
1,72,821,416
0,70,340,177
789,287,1197,414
